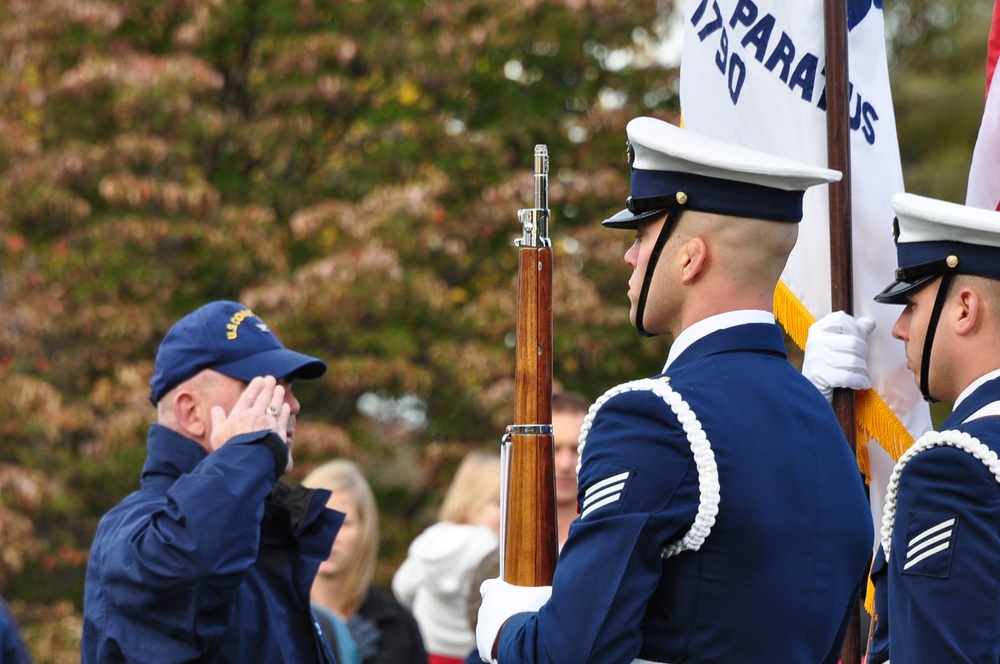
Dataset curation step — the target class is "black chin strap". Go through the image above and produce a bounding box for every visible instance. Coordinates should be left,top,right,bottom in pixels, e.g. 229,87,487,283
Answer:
635,207,683,337
919,272,955,403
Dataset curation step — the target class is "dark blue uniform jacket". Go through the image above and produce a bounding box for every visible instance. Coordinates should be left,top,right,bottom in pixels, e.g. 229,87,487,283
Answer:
0,597,32,664
869,375,1000,663
497,322,873,663
82,424,343,663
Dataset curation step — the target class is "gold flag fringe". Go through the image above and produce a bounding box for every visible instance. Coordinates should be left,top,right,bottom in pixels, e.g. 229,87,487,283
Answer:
774,279,917,617
774,280,915,467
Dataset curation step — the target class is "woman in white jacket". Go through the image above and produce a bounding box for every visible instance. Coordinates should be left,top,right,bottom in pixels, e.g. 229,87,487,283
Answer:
392,450,501,664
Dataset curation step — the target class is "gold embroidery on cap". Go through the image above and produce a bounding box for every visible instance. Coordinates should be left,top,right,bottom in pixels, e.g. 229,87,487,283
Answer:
226,308,255,340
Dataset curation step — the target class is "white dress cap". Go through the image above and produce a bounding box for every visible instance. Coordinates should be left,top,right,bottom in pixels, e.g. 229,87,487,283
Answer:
628,116,841,192
875,192,1000,304
892,192,1000,247
604,117,841,228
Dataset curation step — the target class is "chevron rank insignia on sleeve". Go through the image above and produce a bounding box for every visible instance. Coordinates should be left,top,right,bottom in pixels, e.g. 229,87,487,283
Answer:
580,471,631,520
902,512,958,577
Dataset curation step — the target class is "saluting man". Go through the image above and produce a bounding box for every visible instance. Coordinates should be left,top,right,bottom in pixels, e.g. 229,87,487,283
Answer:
476,117,874,663
809,193,1000,663
83,301,343,663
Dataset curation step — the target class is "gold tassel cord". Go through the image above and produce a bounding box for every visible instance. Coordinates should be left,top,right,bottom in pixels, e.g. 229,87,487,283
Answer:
773,280,915,469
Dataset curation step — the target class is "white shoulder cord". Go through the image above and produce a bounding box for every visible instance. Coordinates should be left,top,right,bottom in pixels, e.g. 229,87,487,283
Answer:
881,429,1000,560
577,377,720,558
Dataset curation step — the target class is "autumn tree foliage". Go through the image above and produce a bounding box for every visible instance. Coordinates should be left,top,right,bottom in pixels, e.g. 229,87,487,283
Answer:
0,0,677,655
1,0,991,658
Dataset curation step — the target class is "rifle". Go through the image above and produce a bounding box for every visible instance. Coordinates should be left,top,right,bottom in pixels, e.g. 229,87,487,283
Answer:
499,145,558,586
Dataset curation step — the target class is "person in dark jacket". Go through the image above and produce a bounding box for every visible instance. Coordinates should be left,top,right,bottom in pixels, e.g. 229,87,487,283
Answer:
303,460,427,664
82,300,344,663
0,596,32,664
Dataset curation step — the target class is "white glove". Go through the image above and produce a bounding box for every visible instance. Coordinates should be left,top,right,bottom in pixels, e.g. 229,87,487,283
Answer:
802,311,876,403
476,578,552,663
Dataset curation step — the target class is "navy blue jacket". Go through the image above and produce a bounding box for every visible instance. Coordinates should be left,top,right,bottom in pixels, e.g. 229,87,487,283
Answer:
0,597,32,663
869,375,1000,663
82,424,343,663
497,323,873,663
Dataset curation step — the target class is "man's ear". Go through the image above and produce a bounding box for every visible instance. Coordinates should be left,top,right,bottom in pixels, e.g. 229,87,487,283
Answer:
173,390,208,439
680,237,708,285
955,286,982,337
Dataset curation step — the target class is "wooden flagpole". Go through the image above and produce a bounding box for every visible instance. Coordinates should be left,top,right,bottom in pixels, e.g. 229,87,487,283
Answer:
823,1,863,663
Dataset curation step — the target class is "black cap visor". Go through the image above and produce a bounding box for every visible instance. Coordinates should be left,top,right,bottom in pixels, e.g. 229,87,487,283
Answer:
602,206,668,230
873,272,940,305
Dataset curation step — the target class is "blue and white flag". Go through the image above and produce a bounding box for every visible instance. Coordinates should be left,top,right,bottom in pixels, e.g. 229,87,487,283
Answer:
679,0,931,512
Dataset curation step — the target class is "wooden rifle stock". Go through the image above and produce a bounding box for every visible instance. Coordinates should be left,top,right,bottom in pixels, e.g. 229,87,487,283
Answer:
500,145,558,587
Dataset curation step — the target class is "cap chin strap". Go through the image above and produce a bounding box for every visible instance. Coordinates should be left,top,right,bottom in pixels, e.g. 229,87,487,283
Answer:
635,207,682,337
918,272,955,403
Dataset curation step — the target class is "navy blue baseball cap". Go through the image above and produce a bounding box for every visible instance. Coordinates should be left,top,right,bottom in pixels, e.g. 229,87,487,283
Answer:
149,300,327,404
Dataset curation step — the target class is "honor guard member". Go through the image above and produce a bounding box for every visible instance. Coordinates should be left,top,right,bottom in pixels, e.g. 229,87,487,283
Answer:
811,194,1000,663
476,117,874,663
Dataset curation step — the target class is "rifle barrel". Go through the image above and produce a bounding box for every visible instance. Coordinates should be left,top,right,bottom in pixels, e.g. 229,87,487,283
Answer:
501,145,558,586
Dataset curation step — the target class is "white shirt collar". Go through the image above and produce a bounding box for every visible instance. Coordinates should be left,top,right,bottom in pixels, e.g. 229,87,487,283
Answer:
954,367,1000,409
663,310,776,372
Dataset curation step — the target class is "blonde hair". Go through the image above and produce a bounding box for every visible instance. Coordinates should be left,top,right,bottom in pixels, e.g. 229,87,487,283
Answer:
302,459,379,615
438,450,501,524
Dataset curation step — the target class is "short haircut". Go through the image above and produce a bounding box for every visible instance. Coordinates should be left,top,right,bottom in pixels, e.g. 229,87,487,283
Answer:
552,391,590,416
